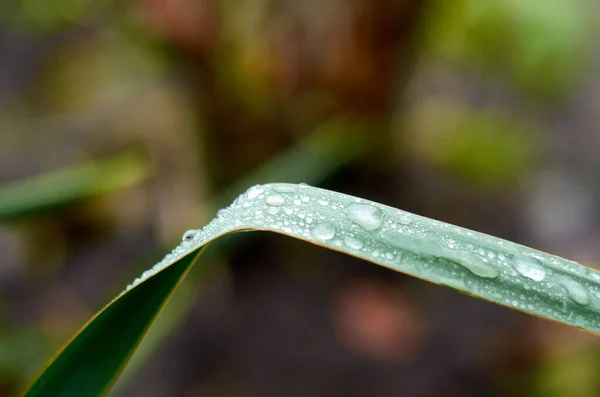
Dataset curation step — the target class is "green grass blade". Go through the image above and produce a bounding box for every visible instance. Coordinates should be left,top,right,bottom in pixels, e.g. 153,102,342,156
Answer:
23,249,203,397
24,183,600,395
0,152,148,222
136,183,600,333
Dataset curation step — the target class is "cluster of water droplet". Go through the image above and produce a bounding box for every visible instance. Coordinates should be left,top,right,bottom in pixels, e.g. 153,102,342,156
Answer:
125,183,600,333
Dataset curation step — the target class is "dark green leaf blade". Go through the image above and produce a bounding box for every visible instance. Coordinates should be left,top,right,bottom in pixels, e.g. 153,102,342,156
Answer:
23,248,202,397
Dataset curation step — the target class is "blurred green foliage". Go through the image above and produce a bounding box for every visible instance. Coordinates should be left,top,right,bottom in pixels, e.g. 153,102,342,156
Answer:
534,346,600,397
1,0,98,31
423,0,592,99
406,101,535,187
0,152,147,222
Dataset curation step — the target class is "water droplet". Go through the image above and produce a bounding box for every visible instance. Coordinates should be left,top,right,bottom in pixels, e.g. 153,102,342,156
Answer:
560,277,590,305
247,185,264,199
311,222,336,241
574,314,588,328
266,206,280,215
293,199,302,205
436,274,465,290
318,200,329,206
447,250,500,279
398,215,412,225
512,255,546,282
343,236,363,250
182,229,197,242
273,185,296,193
346,204,384,231
573,263,589,277
302,196,310,203
266,194,285,206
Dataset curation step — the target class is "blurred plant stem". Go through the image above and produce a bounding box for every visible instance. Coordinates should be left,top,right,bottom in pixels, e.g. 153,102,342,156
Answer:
0,151,148,223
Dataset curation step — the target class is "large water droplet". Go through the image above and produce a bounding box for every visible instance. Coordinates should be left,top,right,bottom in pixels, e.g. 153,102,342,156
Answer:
346,204,384,231
447,250,500,279
512,255,546,281
266,194,285,206
247,185,264,199
560,277,590,305
311,222,336,241
343,236,363,250
182,229,197,242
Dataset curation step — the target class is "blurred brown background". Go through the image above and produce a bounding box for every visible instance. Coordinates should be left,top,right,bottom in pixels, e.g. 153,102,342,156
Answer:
1,0,600,396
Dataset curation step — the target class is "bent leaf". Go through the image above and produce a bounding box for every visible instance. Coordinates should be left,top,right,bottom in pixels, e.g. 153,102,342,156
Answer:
25,183,600,396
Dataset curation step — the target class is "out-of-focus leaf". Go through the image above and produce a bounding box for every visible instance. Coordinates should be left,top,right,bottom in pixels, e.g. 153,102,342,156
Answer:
0,152,148,222
406,101,536,187
24,183,600,395
422,0,592,99
1,0,100,31
508,0,590,98
533,344,599,397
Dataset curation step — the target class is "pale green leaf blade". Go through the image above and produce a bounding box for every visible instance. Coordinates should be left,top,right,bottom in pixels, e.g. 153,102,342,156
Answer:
144,183,600,333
